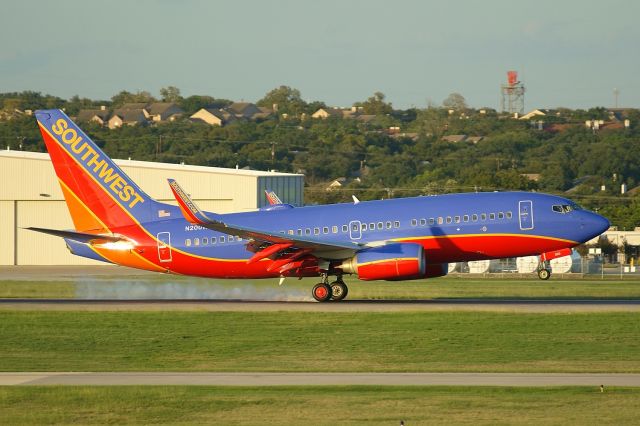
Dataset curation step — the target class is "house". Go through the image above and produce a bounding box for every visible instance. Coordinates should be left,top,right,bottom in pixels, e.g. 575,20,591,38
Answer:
76,107,110,126
108,109,148,129
325,177,361,191
441,134,467,143
467,136,484,144
226,102,262,119
311,108,344,119
146,102,184,122
190,108,236,126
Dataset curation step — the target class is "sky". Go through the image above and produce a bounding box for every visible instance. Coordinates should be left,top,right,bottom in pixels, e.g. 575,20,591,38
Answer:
1,0,638,109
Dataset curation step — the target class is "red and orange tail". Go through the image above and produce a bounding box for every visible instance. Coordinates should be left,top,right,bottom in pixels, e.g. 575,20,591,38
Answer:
35,109,159,232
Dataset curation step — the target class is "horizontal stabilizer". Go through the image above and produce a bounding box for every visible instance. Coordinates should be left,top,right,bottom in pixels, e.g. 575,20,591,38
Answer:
26,227,124,244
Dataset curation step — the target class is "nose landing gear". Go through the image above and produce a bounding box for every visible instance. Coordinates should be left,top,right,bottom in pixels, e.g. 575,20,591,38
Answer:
537,261,551,280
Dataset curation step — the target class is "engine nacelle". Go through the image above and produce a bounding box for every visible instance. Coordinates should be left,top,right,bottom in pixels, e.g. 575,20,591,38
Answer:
339,243,426,281
424,262,449,279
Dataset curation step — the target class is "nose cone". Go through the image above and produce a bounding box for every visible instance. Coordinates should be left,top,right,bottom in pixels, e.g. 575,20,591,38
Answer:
582,211,610,241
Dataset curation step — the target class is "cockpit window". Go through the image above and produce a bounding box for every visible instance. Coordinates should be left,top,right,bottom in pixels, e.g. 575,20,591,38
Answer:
553,204,577,214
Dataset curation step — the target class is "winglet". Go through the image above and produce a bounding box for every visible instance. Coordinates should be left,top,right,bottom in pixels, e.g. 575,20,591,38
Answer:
167,178,213,225
265,189,283,205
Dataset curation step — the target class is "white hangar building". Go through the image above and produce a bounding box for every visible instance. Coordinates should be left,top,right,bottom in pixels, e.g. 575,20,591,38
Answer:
0,150,304,265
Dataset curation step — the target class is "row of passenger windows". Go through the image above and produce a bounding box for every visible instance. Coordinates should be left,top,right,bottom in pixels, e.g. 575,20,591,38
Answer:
185,235,243,247
184,211,514,247
280,220,402,236
410,211,513,227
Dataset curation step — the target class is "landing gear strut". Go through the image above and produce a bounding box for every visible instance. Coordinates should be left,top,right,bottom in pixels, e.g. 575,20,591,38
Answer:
312,274,349,302
537,261,551,280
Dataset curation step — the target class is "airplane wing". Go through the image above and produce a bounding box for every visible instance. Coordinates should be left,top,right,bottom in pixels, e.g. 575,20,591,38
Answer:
26,227,124,244
167,179,362,256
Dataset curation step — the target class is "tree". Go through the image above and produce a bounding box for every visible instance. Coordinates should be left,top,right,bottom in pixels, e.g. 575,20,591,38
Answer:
257,86,307,116
111,90,156,107
358,92,392,115
160,86,182,103
442,93,467,110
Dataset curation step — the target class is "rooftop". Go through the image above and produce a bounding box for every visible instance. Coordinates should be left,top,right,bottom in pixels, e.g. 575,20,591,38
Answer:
0,150,303,178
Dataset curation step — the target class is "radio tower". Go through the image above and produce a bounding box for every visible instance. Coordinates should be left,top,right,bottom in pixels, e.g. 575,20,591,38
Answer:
501,71,525,115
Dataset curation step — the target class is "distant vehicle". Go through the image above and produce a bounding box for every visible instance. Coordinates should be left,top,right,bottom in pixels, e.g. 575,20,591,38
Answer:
30,109,609,302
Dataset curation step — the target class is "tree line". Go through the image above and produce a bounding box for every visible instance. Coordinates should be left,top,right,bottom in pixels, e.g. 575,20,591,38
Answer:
1,88,639,229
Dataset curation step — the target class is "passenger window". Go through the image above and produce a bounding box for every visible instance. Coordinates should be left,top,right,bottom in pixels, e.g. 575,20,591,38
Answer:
446,216,452,224
323,227,329,234
498,212,504,219
411,219,418,226
288,230,294,235
506,211,512,219
185,239,191,247
481,213,487,221
212,237,217,244
386,221,392,229
472,214,478,221
552,205,563,213
429,218,435,225
377,222,383,230
394,221,400,228
454,216,461,223
202,237,208,245
361,223,367,231
194,238,200,246
332,226,338,233
437,217,443,225
489,213,496,220
314,228,320,235
369,222,375,230
220,236,225,243
305,228,311,235
463,215,469,222
297,229,302,235
419,219,426,226
342,225,348,232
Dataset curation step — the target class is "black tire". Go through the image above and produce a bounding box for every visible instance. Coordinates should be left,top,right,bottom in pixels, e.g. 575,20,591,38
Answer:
330,281,348,301
312,283,332,302
538,268,551,280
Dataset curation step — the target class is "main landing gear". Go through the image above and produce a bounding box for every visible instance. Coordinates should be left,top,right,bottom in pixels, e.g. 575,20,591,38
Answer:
537,261,551,280
312,274,348,302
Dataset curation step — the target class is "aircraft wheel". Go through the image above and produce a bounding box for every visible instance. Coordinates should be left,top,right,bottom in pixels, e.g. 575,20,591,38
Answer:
330,281,348,301
312,283,332,302
537,268,551,280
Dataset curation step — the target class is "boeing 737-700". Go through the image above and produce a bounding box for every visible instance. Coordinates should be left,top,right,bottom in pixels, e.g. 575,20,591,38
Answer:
29,109,610,301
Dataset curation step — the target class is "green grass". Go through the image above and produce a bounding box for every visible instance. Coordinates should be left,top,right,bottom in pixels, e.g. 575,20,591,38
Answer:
1,311,639,372
1,386,639,425
2,276,640,299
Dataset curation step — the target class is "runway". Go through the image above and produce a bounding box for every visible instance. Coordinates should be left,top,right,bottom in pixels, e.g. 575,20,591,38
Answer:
2,372,640,386
1,298,640,312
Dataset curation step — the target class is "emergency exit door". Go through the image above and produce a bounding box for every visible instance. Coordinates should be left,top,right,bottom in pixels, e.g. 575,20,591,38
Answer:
518,200,534,230
157,232,172,262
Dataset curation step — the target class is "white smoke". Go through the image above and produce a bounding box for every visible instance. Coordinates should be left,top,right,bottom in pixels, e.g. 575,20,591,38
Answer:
74,279,312,301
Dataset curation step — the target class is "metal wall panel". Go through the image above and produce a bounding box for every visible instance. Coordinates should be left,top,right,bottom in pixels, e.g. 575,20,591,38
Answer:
0,201,15,265
16,201,103,265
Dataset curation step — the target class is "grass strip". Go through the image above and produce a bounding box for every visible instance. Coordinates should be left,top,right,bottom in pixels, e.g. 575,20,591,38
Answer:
1,386,639,425
1,311,639,372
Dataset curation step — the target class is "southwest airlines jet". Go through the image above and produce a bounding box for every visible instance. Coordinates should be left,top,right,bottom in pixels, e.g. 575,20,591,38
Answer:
30,110,609,302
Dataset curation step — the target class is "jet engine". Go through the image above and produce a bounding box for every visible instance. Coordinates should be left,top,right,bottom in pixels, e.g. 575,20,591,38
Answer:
339,243,427,281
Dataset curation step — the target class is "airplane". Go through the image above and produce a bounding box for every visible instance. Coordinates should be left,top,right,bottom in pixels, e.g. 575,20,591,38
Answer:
29,109,610,302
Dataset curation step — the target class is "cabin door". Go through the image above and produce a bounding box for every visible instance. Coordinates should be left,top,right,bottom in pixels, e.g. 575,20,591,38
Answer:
157,232,173,263
349,220,362,240
518,200,534,230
